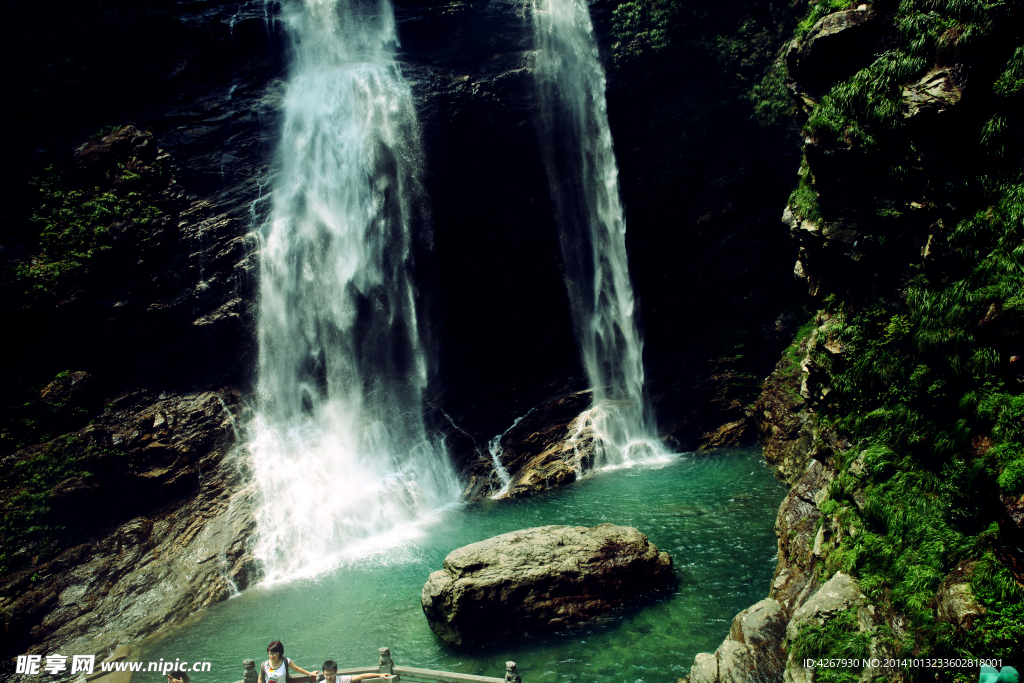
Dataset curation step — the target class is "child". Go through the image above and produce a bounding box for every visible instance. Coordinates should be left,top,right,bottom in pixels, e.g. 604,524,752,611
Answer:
320,660,393,683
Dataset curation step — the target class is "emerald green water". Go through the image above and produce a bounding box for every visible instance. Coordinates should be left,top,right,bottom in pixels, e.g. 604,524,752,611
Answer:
140,448,784,683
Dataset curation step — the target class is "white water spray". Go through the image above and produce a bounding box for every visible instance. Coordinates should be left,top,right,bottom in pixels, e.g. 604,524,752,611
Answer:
251,0,461,583
532,0,664,467
486,405,540,498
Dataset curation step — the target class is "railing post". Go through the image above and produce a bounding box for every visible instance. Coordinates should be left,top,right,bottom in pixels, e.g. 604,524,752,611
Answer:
378,648,394,675
505,662,521,683
244,660,258,683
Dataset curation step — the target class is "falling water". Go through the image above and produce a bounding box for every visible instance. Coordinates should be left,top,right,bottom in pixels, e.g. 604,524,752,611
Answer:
250,0,461,583
532,0,663,467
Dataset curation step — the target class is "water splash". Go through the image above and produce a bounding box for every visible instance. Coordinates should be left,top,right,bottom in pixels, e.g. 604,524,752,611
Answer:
532,0,664,467
251,0,461,584
486,405,540,498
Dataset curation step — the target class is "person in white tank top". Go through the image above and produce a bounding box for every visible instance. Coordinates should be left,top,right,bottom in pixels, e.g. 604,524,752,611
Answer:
259,641,318,683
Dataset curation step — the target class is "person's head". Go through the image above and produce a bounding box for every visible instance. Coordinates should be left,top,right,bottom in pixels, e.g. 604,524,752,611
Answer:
168,670,191,683
322,662,338,681
267,641,285,663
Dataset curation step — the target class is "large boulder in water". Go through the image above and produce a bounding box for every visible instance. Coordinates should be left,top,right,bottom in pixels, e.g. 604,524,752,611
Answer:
421,524,673,645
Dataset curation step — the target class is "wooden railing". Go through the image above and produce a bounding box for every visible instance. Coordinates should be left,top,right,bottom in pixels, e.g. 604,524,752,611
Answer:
238,648,522,683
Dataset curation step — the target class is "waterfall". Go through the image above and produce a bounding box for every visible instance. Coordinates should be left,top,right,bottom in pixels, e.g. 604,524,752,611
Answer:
250,0,461,582
532,0,664,466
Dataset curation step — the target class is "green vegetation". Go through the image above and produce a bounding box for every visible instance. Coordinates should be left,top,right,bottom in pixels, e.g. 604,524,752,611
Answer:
609,0,802,123
796,0,854,38
0,370,100,456
0,127,172,572
791,608,874,682
16,158,163,299
748,59,794,129
774,309,817,401
0,433,128,575
804,0,1015,154
788,158,822,223
753,0,1024,672
610,0,673,59
800,180,1024,672
608,0,806,129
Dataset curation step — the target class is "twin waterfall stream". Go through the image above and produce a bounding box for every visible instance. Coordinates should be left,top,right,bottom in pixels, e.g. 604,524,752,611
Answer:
532,0,662,466
250,0,461,583
118,0,783,677
251,0,661,580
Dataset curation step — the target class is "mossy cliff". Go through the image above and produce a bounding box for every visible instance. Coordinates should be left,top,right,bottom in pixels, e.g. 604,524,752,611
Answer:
684,0,1024,680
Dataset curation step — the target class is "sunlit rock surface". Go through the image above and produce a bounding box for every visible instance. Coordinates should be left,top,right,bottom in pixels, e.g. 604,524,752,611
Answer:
421,524,672,645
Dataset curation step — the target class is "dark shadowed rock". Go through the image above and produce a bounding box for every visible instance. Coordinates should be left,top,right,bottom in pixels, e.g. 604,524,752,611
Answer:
1,389,257,664
462,391,594,501
753,341,816,484
786,7,882,94
421,524,672,645
1003,492,1024,532
699,419,750,450
771,460,832,610
784,571,865,642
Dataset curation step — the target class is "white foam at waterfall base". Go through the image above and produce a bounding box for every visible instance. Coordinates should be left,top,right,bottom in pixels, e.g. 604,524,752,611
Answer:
250,0,461,585
532,0,668,467
565,402,673,476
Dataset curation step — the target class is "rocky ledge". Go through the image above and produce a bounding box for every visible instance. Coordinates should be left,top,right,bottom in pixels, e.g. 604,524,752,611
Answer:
421,523,672,646
1,389,257,665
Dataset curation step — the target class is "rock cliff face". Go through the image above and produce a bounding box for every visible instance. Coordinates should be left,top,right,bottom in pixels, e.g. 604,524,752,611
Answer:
2,389,255,664
421,524,672,646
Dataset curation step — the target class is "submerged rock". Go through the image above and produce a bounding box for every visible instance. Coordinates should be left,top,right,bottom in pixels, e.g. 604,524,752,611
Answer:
421,524,672,645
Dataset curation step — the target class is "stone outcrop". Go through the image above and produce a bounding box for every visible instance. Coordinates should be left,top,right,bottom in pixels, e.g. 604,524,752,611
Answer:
787,7,883,95
903,66,967,119
699,419,751,450
682,451,839,682
460,384,754,501
687,598,788,683
2,118,261,666
421,524,672,645
780,572,891,683
935,561,986,630
770,460,833,610
784,572,865,642
753,335,817,485
1002,492,1024,533
459,391,602,501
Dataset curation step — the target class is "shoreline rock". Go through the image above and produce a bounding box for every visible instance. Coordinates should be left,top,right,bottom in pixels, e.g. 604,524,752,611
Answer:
421,524,672,646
